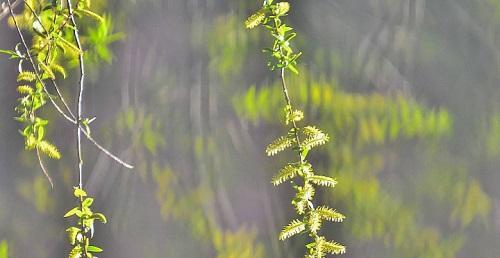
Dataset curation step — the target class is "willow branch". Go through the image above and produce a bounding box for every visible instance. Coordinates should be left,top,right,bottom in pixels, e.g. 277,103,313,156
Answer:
6,0,133,188
65,0,84,190
6,0,76,123
22,1,76,118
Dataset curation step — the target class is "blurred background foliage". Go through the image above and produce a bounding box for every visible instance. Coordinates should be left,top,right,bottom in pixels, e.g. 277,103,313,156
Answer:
0,0,500,257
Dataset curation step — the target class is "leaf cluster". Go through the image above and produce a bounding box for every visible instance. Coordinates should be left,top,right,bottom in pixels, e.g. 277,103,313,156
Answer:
64,187,107,258
0,0,114,183
268,106,346,257
245,0,301,74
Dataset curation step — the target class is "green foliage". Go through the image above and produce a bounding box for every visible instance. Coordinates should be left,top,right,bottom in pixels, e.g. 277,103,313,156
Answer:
64,187,107,258
1,0,113,182
0,240,8,258
246,1,345,256
246,0,301,74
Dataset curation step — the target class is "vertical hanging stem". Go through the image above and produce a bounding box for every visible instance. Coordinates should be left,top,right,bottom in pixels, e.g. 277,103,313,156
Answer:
65,0,85,190
65,0,87,256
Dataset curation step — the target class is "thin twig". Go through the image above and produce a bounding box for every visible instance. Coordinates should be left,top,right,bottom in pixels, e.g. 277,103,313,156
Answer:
64,0,87,256
65,0,84,191
280,68,302,152
36,147,54,188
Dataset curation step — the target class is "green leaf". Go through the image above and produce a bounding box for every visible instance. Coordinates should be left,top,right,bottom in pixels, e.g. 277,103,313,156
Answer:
64,207,81,218
287,63,299,74
69,245,82,258
266,135,294,156
245,9,266,29
323,240,346,255
0,49,20,59
92,212,107,223
82,197,94,208
17,85,33,95
37,140,61,159
302,126,329,150
66,227,81,245
50,63,67,79
76,9,104,22
74,187,88,198
39,62,55,80
279,219,305,240
316,206,345,222
274,2,290,16
87,245,103,253
308,210,322,233
17,71,37,82
272,163,300,185
58,37,83,55
292,183,315,214
308,175,337,188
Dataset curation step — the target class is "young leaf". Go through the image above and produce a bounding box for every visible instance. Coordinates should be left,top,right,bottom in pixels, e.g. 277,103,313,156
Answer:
82,197,94,208
274,2,290,16
308,175,337,187
74,187,87,198
316,206,345,222
302,126,329,150
64,207,80,218
308,210,322,233
272,163,299,185
39,62,55,79
17,71,37,82
66,227,81,245
17,85,33,95
37,140,61,159
323,240,346,255
77,9,104,22
92,212,107,223
245,9,266,29
50,63,67,78
87,245,103,253
279,219,305,240
266,136,293,156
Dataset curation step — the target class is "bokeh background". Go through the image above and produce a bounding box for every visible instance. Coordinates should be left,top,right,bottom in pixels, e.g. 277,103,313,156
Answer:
0,0,499,257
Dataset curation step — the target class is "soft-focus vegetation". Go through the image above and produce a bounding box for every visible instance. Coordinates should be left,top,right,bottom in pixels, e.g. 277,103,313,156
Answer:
0,0,499,257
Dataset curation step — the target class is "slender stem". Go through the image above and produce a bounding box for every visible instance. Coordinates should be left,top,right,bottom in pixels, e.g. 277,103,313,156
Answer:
65,1,87,256
280,68,302,152
36,147,54,188
65,0,84,190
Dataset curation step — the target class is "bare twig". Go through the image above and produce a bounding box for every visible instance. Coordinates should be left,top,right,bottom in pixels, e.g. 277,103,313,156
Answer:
65,0,84,191
36,147,54,188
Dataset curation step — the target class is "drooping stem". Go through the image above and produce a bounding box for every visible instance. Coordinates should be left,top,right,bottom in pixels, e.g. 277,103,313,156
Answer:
6,0,133,177
65,0,84,190
64,0,87,255
280,68,302,154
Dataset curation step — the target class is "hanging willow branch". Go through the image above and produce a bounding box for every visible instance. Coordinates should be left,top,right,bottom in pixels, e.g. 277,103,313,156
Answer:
246,1,346,257
2,0,132,257
2,0,133,186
